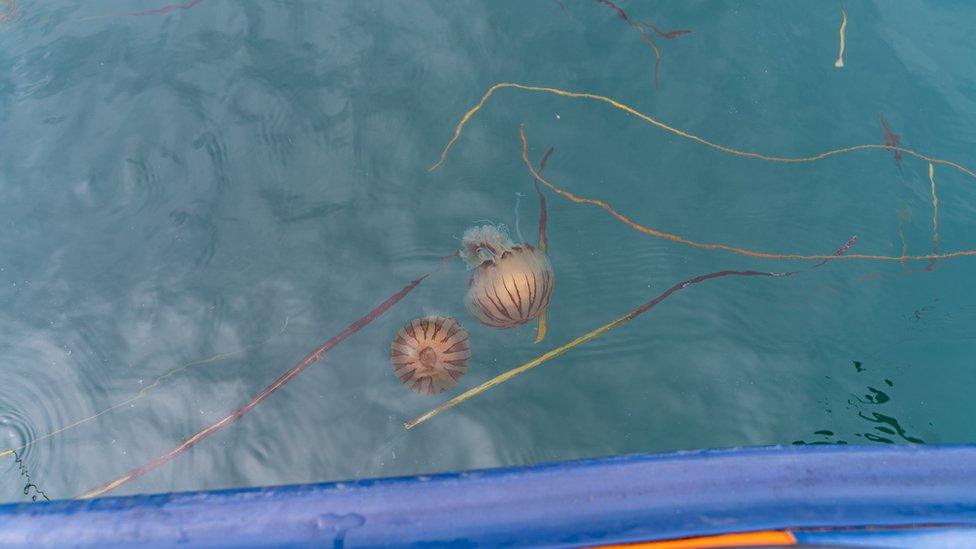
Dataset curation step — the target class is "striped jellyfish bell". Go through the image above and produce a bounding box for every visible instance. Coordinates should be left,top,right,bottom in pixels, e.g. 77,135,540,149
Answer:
460,225,554,329
390,316,471,394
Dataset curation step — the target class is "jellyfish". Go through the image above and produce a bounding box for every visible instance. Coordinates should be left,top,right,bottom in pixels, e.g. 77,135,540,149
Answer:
460,225,554,328
390,316,470,394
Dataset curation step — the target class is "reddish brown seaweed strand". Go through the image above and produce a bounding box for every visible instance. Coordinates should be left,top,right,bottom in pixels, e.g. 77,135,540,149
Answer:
879,115,903,171
77,274,429,499
533,147,555,343
595,0,663,89
811,235,859,269
535,147,555,251
649,25,692,40
132,0,203,17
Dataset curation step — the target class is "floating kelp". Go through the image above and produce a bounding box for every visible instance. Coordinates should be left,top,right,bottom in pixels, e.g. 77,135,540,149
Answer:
879,115,903,171
593,0,691,89
877,117,940,271
897,205,912,268
429,85,976,263
532,147,555,343
927,164,940,271
515,125,963,263
834,7,847,68
429,83,976,179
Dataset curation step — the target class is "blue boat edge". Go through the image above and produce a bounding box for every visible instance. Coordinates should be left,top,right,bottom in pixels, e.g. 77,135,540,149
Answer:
2,444,976,547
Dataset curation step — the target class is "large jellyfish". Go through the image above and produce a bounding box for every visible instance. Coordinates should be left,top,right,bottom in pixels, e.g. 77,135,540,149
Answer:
460,225,554,329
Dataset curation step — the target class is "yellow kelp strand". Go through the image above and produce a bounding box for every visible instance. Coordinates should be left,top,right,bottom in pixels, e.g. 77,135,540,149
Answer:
897,206,911,268
834,7,847,68
428,83,976,180
930,163,940,250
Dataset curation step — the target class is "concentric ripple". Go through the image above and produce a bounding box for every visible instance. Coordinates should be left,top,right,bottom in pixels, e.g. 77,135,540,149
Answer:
0,325,102,501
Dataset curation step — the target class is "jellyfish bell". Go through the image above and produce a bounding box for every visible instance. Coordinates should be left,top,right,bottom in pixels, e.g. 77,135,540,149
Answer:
460,224,554,329
390,316,470,394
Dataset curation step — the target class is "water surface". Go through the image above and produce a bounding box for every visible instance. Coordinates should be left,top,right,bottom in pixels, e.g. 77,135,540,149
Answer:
1,0,975,501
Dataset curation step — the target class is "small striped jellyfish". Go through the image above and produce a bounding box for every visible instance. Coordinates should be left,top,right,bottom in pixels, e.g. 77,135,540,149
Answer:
391,316,470,394
460,225,554,328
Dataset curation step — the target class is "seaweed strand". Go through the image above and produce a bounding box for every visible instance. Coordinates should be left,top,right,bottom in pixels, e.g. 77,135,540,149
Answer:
533,147,555,343
595,0,663,89
428,83,976,180
926,163,940,271
516,125,973,262
77,275,429,499
834,6,847,68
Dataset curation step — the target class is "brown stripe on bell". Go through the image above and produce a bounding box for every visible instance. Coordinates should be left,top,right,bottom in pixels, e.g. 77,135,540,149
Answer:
390,316,470,394
460,225,554,328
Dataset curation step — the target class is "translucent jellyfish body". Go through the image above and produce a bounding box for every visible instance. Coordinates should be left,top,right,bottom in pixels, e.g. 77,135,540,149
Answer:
460,225,554,329
390,316,470,394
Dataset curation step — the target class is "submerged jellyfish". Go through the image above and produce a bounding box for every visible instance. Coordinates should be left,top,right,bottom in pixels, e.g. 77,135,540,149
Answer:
390,316,470,394
460,225,554,328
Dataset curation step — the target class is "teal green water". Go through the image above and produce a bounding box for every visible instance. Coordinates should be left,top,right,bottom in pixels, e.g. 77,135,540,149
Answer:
1,0,975,501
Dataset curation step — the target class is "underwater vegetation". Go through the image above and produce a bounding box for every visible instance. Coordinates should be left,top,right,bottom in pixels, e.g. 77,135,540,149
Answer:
834,6,847,68
593,0,692,89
